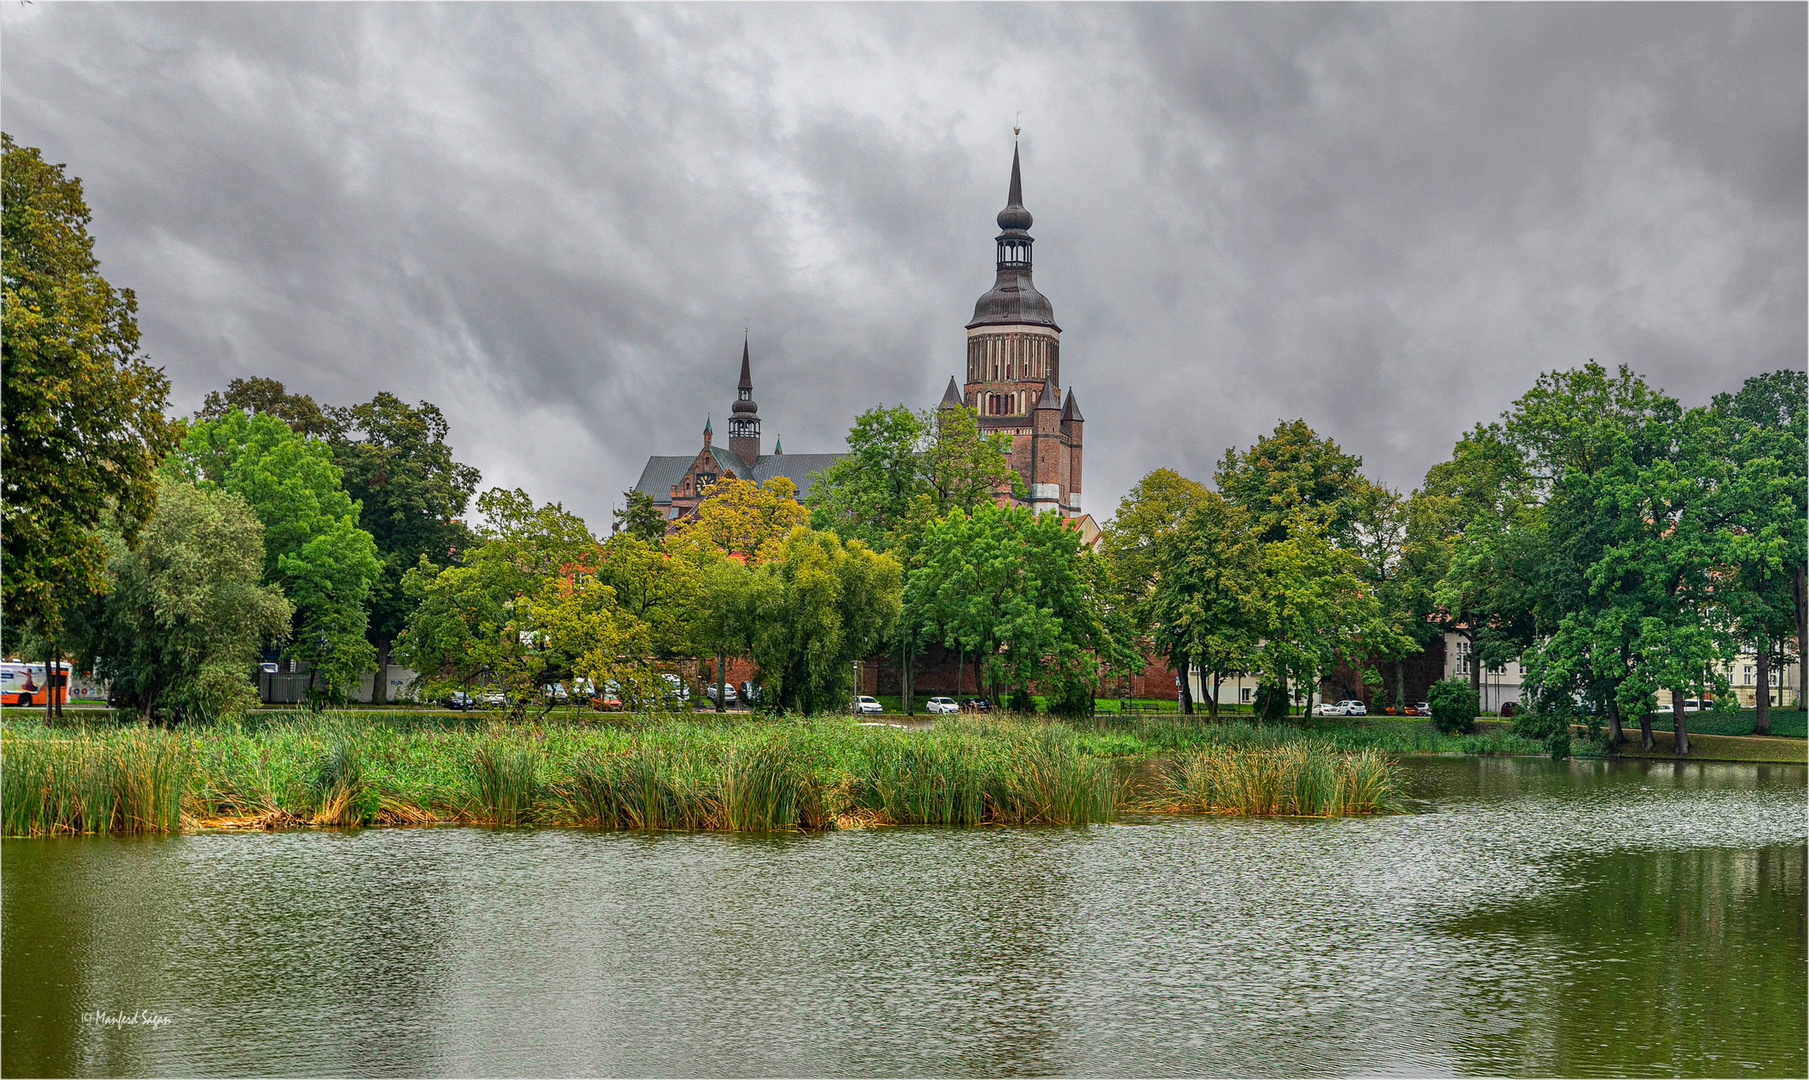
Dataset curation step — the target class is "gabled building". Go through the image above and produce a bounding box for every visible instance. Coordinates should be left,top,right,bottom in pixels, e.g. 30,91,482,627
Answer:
630,339,843,526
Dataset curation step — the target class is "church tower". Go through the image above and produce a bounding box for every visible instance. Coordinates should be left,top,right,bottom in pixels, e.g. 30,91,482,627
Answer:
960,142,1080,515
727,337,761,463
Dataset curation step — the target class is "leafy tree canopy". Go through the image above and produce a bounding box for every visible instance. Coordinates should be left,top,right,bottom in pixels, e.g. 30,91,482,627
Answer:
676,476,808,559
62,478,292,724
747,526,902,713
613,488,668,543
1,134,180,634
168,410,381,699
1215,418,1370,544
198,376,336,438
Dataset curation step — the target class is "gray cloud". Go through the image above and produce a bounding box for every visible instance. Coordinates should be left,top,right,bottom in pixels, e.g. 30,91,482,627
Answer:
5,2,1801,527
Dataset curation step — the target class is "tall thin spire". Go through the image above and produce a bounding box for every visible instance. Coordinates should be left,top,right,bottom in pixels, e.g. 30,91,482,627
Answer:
1007,141,1023,210
738,336,752,391
728,337,761,461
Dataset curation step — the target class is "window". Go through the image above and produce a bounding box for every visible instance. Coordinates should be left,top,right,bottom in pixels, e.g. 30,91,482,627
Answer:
1240,688,1252,703
1454,641,1471,676
1744,665,1755,686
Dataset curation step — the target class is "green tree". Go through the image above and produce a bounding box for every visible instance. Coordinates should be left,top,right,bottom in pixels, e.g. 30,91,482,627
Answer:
168,411,381,702
198,376,337,437
1501,363,1726,752
908,505,1133,709
62,478,292,724
805,405,932,549
612,489,668,543
1145,492,1264,716
394,488,617,716
747,527,902,713
327,392,481,702
2,134,180,648
1216,419,1370,544
1101,469,1213,711
923,402,1023,512
1710,370,1807,730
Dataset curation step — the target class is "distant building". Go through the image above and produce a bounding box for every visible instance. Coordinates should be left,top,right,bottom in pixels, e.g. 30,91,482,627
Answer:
943,141,1086,518
630,338,844,526
630,142,1090,528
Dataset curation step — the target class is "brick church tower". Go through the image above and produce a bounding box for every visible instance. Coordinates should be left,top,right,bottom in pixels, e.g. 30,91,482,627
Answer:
955,142,1084,515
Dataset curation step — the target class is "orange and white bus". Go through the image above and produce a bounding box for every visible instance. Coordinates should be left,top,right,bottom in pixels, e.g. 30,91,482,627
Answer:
1,661,70,707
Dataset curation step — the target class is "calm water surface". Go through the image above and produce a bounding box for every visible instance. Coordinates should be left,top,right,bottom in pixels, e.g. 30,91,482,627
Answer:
4,757,1804,1077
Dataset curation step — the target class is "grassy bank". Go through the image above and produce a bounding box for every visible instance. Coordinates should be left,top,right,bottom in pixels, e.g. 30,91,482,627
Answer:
0,712,1462,837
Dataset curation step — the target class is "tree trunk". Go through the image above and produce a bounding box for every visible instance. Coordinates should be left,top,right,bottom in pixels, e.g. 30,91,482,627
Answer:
1638,706,1653,752
955,650,964,699
372,637,391,706
1393,659,1405,711
1210,672,1221,718
903,646,914,716
1755,638,1772,734
43,642,54,724
1606,699,1623,748
1178,659,1194,715
716,651,727,713
1671,687,1690,756
1796,565,1807,711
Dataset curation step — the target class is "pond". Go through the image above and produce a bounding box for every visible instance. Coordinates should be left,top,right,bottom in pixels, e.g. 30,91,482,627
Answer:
3,757,1804,1077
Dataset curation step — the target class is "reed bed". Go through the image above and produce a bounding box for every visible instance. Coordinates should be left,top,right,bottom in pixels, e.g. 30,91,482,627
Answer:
1138,743,1405,817
2,727,189,835
5,712,1426,836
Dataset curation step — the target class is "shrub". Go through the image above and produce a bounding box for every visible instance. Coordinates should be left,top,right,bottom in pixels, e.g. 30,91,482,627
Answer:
1006,688,1037,714
1044,677,1096,720
1427,679,1479,734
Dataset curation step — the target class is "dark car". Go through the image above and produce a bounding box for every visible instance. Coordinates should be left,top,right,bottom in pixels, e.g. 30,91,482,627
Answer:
960,697,991,713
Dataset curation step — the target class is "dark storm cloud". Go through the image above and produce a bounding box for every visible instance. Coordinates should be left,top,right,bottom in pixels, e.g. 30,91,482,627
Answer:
4,2,1801,527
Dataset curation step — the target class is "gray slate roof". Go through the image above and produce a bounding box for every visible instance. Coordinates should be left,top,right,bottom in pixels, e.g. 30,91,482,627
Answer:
633,449,845,506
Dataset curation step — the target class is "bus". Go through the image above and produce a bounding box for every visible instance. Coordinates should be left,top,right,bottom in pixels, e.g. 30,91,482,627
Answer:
1,661,70,707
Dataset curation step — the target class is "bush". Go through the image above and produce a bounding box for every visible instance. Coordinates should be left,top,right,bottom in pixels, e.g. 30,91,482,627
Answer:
1252,683,1291,722
1006,688,1037,714
1545,730,1572,759
1427,679,1478,735
1044,678,1096,720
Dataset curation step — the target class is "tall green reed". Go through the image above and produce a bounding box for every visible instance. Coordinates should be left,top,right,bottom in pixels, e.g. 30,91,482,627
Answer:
2,727,189,835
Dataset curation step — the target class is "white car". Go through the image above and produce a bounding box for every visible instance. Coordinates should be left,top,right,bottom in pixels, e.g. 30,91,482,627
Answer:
924,696,959,715
1313,701,1348,716
1336,699,1367,716
854,695,883,715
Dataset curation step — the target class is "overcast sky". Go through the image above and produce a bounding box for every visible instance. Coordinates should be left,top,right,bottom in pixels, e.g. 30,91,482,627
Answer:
6,2,1803,529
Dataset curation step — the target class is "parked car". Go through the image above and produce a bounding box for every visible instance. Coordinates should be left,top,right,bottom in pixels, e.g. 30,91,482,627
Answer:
1409,701,1431,716
960,697,991,713
1313,701,1347,716
854,695,883,715
589,681,624,711
1337,699,1367,716
739,681,761,705
479,690,506,708
1499,701,1518,717
443,690,474,711
658,673,691,705
924,695,960,715
704,682,739,706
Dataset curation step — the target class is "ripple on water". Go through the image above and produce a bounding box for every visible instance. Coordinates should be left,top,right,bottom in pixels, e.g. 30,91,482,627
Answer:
2,756,1803,1078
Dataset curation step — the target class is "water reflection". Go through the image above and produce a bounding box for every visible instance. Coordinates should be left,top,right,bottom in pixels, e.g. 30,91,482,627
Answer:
4,758,1804,1078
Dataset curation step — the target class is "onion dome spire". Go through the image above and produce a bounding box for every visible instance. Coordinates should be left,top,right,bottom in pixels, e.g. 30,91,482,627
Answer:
969,140,1057,330
728,335,761,460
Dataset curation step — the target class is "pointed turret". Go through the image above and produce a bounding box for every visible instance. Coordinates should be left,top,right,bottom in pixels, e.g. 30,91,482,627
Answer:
1035,373,1061,411
728,337,761,462
941,376,963,408
703,414,713,449
773,436,783,455
1060,388,1083,423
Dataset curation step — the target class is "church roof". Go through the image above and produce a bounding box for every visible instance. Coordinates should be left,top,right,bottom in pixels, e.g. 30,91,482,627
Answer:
632,450,844,506
1035,373,1061,410
1061,388,1084,422
940,376,963,407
